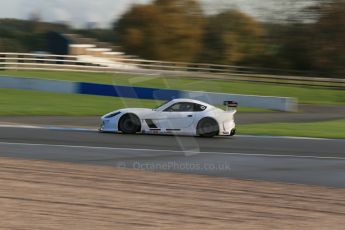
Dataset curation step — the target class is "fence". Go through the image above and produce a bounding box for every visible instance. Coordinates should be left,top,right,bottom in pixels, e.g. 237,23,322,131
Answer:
0,52,344,88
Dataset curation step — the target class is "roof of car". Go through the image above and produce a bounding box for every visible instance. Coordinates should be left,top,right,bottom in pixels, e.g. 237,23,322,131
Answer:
170,98,212,106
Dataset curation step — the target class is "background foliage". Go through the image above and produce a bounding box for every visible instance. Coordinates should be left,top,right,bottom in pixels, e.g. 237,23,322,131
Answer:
0,0,344,77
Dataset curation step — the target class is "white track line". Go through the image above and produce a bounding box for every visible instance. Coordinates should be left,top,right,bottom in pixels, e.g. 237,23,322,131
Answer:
236,134,336,141
0,124,97,132
1,141,344,161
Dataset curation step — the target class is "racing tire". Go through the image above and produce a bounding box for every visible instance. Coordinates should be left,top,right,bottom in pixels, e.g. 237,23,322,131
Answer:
197,118,219,137
119,114,141,134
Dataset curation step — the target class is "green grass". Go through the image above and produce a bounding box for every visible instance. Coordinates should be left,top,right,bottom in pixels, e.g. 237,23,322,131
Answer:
0,88,160,116
239,119,345,139
1,70,345,105
0,88,271,115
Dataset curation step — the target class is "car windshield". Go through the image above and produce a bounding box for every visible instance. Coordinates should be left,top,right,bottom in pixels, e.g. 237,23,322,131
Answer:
153,100,170,110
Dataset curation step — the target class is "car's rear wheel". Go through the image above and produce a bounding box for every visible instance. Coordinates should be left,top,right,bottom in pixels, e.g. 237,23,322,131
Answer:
197,118,219,137
119,114,141,134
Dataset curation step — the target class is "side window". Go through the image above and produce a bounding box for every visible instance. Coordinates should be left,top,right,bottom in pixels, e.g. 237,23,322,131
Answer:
194,103,207,112
164,102,194,112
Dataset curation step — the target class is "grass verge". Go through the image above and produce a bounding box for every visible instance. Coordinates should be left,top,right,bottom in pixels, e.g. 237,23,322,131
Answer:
0,88,158,116
239,119,345,139
1,70,345,105
0,88,267,115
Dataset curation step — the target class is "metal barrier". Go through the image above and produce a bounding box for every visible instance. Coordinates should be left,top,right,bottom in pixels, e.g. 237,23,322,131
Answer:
0,52,344,88
0,76,298,112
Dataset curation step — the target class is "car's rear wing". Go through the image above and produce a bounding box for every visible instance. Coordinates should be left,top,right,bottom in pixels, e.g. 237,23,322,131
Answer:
223,101,238,111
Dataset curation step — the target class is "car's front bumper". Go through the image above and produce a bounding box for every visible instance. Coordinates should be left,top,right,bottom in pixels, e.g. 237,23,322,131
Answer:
99,121,105,132
99,119,117,133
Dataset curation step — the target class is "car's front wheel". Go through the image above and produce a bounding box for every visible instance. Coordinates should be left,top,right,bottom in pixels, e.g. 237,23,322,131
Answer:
119,114,141,134
197,118,219,137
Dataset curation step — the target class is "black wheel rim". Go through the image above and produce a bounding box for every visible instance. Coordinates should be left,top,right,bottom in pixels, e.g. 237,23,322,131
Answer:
124,119,134,131
202,122,213,134
120,115,140,134
199,119,218,137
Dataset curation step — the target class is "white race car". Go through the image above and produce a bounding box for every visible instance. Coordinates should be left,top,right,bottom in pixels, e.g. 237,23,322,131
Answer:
100,98,237,137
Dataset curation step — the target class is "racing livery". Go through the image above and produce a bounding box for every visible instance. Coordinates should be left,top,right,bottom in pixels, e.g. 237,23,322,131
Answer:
100,98,237,137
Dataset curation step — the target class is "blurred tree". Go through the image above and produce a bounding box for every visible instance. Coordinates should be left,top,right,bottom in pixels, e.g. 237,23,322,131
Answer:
271,23,314,71
269,0,345,76
0,38,26,52
310,0,345,75
116,0,205,62
199,10,264,65
0,19,69,52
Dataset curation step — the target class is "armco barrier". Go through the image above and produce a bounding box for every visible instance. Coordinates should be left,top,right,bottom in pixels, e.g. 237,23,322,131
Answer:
0,76,77,93
0,76,297,111
78,82,181,101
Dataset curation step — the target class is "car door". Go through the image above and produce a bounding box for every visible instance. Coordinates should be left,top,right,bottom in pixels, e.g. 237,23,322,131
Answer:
160,102,195,129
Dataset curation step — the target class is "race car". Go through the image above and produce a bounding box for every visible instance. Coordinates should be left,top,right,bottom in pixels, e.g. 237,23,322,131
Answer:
99,98,237,137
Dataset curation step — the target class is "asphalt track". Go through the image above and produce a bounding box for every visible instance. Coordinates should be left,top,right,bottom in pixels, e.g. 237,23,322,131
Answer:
0,125,344,188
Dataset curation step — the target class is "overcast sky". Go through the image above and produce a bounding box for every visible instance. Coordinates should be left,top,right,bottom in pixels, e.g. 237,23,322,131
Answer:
0,0,288,28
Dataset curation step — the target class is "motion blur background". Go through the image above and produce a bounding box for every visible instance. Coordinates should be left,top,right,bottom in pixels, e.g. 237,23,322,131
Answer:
0,0,344,76
0,0,344,138
1,3,345,229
